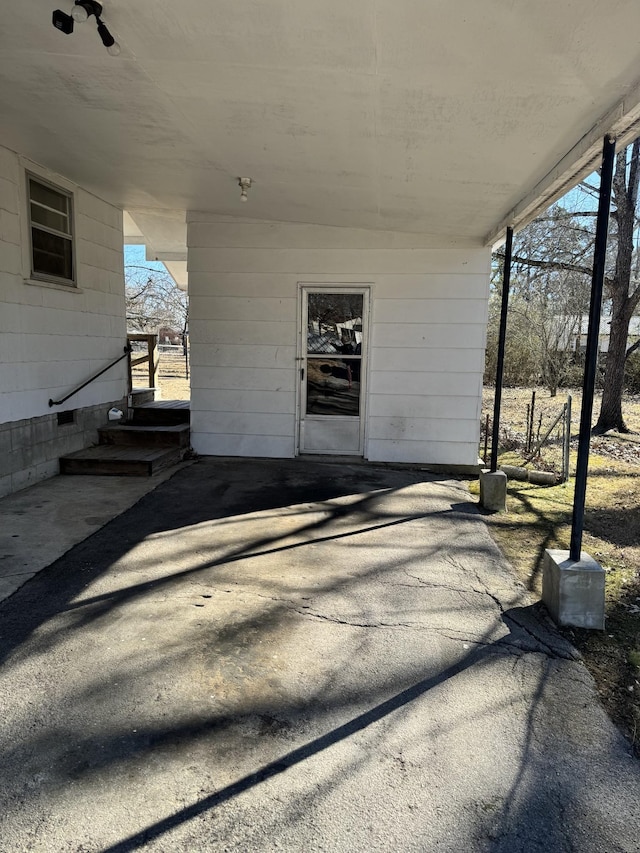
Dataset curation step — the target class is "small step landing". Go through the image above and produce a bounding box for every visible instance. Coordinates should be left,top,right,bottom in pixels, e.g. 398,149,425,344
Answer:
130,400,190,426
98,422,190,448
60,400,191,477
60,445,183,477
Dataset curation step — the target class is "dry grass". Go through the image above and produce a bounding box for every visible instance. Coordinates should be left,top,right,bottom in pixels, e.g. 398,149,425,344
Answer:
475,386,640,754
131,350,190,400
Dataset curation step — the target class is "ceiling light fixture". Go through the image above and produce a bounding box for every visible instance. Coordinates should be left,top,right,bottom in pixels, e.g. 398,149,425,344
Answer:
71,2,89,22
52,1,121,56
238,177,253,202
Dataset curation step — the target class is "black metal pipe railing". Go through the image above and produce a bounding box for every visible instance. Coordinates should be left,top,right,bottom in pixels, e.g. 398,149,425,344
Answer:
48,343,132,407
569,134,616,561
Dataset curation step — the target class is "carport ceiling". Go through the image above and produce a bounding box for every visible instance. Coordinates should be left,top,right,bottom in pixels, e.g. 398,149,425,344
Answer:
2,1,640,248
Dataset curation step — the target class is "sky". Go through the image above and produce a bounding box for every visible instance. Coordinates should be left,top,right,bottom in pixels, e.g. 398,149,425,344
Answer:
124,244,169,276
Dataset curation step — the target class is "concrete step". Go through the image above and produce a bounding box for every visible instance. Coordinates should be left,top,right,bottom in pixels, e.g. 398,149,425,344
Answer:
130,400,190,426
60,445,183,477
98,423,190,448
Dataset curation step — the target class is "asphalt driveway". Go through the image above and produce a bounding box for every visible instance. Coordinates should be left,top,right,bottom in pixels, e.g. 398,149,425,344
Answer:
0,458,638,852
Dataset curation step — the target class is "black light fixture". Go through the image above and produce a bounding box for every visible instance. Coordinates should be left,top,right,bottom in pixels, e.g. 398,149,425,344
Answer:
52,1,121,56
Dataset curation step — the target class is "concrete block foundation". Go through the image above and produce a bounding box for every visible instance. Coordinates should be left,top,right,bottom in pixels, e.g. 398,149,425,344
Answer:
542,548,606,630
479,468,507,512
0,398,127,497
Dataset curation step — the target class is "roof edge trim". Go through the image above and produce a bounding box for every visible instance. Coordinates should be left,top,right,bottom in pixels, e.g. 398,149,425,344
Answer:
486,77,640,248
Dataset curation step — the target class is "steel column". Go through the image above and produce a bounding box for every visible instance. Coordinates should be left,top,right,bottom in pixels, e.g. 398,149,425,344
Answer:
490,226,513,472
569,134,616,561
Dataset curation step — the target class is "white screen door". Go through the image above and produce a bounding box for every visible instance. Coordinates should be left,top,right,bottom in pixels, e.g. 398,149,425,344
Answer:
298,287,369,455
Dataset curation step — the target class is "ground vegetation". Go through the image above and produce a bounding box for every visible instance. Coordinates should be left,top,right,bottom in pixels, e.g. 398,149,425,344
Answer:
479,387,640,756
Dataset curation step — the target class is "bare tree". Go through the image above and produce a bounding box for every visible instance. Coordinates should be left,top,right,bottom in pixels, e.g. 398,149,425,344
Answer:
125,263,188,341
593,138,640,433
490,205,592,394
488,138,640,420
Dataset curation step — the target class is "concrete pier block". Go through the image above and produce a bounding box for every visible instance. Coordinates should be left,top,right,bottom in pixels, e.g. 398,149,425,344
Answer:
479,469,507,512
542,549,605,630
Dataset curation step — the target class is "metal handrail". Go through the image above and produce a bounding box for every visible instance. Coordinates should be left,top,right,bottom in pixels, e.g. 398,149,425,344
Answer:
48,343,132,407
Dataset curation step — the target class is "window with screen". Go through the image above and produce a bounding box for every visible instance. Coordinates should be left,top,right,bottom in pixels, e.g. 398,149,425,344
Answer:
28,175,74,285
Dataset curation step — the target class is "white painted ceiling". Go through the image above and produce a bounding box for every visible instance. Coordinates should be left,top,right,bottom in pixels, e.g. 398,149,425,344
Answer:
3,0,640,258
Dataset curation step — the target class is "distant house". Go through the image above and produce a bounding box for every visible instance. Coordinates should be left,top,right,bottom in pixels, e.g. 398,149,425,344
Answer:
2,4,640,494
571,317,640,355
157,326,182,347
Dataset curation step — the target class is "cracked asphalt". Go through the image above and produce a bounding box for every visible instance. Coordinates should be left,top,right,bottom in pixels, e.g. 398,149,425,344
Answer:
0,457,638,852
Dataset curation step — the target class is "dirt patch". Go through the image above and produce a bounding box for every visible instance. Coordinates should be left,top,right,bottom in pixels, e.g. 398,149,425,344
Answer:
131,349,190,400
478,386,640,755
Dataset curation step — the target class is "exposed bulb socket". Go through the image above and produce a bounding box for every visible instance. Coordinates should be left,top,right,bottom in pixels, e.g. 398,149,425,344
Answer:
72,0,103,22
71,5,89,23
238,177,252,202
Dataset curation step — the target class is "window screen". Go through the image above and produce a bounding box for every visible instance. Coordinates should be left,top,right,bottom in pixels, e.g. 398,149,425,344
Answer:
28,176,74,284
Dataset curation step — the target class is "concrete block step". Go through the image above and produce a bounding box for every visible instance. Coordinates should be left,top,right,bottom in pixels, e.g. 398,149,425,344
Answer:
130,400,190,426
98,423,190,448
60,445,183,477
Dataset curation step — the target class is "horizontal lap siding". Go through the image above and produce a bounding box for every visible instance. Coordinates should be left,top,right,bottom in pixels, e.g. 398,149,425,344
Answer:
373,323,486,349
190,433,295,458
368,417,479,443
193,367,296,392
188,218,490,464
371,372,481,397
189,296,296,322
194,389,295,414
367,440,478,465
0,146,126,423
193,412,294,436
188,319,294,346
189,343,295,369
188,248,489,276
374,298,488,325
370,272,487,463
188,267,298,455
370,348,485,373
368,394,480,421
187,220,464,250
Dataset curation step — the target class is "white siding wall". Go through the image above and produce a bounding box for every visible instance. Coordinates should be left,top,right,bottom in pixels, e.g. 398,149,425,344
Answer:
187,216,490,466
0,145,127,424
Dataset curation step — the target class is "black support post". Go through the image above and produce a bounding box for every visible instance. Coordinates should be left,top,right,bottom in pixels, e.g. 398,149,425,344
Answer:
490,226,513,472
569,134,616,561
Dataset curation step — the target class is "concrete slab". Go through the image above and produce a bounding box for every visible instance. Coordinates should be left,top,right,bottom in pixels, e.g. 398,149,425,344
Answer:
0,463,191,603
0,458,637,852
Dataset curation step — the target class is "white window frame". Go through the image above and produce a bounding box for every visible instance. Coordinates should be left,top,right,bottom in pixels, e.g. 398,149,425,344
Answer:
19,160,79,291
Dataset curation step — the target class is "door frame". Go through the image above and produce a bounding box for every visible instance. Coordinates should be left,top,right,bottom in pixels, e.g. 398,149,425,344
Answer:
295,283,372,456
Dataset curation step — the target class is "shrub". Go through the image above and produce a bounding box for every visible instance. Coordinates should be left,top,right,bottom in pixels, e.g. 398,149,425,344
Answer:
624,352,640,394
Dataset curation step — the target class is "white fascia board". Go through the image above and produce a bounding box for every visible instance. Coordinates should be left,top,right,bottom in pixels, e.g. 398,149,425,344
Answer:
141,249,188,291
163,261,188,293
152,251,188,261
123,211,145,243
487,78,640,248
143,247,188,263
